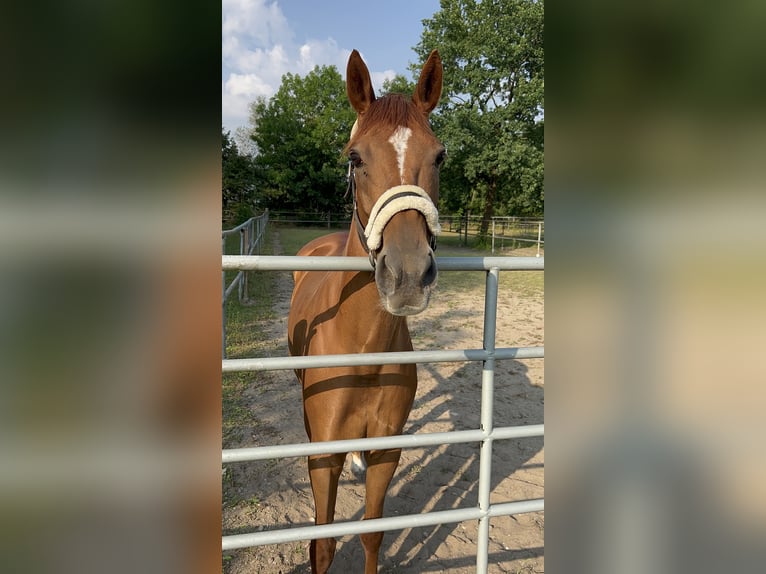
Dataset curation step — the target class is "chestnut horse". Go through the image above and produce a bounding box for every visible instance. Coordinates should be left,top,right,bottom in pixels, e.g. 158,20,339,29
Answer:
287,49,444,573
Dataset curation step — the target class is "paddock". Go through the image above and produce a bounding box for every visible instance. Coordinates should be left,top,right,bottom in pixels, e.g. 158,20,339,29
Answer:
222,233,544,573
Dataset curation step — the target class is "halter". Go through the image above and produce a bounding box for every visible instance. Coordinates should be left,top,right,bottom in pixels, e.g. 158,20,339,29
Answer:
347,162,440,269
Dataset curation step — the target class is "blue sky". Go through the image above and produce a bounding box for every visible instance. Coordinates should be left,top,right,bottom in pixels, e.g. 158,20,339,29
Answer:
222,0,441,135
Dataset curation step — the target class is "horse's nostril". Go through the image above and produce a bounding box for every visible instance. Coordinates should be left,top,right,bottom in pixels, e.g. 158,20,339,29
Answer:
381,253,401,283
422,253,437,287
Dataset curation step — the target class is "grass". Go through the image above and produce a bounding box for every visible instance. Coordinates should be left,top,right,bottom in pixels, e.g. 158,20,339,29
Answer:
222,372,255,446
222,230,277,449
273,223,344,255
435,232,544,298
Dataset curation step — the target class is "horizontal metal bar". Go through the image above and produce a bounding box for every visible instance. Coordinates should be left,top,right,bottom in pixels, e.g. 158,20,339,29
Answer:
494,236,545,244
222,424,544,463
222,346,543,373
222,255,544,272
272,219,352,225
222,218,253,236
492,424,545,441
222,214,269,237
488,498,544,517
223,507,480,550
223,430,480,463
222,498,543,550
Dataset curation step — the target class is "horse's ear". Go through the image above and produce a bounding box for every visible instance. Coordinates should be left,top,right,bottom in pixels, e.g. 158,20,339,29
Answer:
346,49,376,114
413,50,443,115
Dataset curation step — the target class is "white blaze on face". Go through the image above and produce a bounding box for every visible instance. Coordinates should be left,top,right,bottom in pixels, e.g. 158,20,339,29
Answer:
388,126,412,184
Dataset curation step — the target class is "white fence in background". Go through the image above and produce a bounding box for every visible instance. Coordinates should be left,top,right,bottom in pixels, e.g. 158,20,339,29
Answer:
221,211,269,358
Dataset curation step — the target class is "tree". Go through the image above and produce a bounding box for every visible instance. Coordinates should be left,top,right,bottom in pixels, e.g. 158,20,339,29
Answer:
381,74,415,96
233,125,258,157
414,0,544,232
248,65,356,214
222,128,258,223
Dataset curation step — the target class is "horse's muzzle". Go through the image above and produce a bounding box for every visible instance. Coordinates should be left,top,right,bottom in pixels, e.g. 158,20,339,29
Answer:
375,248,437,316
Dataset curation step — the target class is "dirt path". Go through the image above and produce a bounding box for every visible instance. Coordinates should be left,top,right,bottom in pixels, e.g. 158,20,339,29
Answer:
223,231,544,573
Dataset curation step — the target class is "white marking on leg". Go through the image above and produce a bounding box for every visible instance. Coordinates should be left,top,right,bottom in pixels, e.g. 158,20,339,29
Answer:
388,126,412,183
350,452,366,478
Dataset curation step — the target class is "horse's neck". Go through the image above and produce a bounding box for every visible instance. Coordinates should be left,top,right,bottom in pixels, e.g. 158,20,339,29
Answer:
330,228,408,352
342,220,367,259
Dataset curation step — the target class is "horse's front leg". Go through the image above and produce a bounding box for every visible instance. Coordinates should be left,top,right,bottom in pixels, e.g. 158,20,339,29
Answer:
307,452,346,574
359,448,402,574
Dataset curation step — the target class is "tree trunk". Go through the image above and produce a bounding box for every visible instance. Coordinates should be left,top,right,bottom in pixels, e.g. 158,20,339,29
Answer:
479,178,497,240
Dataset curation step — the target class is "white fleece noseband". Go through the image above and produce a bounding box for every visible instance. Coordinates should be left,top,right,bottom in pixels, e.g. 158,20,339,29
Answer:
364,185,441,252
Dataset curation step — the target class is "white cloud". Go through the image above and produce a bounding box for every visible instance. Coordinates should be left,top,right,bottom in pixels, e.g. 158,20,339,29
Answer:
221,1,398,132
221,0,291,45
296,39,351,75
222,0,294,129
224,43,288,76
222,84,252,131
225,73,272,97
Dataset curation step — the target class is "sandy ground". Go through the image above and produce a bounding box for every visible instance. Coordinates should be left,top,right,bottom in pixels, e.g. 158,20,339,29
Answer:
223,236,544,573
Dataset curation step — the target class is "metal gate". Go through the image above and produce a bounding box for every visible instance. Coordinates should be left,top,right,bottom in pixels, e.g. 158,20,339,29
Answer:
221,254,544,572
222,211,269,358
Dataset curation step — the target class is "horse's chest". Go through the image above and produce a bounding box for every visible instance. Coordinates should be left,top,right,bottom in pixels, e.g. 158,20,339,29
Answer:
302,367,417,439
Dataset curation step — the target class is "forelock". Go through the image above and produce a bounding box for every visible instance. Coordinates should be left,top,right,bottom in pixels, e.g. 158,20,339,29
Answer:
345,94,433,151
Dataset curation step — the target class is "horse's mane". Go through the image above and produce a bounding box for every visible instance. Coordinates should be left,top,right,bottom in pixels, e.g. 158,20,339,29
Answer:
345,94,433,151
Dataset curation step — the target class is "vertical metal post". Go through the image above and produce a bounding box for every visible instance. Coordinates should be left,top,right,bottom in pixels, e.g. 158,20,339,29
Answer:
464,211,469,245
491,219,496,254
222,236,227,360
536,222,542,257
258,210,268,255
241,223,250,300
476,267,499,572
238,228,246,302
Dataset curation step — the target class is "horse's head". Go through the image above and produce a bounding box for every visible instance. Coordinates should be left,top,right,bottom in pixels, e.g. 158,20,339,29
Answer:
345,49,444,316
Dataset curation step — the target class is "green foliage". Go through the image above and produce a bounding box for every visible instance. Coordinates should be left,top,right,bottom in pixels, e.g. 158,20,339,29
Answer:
414,0,544,223
248,66,356,214
381,74,415,96
222,128,258,224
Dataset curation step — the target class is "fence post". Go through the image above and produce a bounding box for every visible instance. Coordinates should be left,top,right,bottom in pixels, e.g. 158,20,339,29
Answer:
238,228,246,302
476,267,499,571
491,219,496,254
241,223,250,301
222,236,227,360
463,212,469,245
256,212,263,255
536,221,542,258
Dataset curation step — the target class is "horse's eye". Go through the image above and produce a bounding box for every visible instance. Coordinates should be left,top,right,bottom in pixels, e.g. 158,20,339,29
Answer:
349,150,363,167
435,149,447,167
